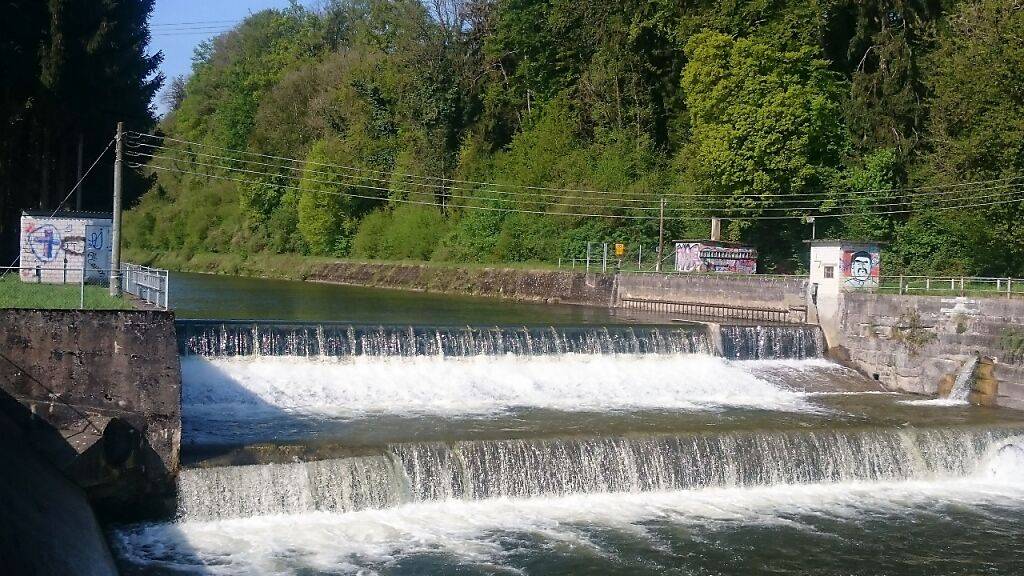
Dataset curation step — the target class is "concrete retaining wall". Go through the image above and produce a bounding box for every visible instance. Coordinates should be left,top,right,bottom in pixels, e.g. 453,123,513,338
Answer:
309,262,616,306
836,293,1024,407
615,273,810,323
0,309,181,520
0,411,118,576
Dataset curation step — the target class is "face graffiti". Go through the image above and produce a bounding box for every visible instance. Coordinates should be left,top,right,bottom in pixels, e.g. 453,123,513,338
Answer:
842,247,879,289
851,252,871,281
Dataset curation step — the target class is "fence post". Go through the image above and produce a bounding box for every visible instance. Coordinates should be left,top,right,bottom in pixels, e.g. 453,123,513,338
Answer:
899,275,904,295
1008,278,1012,299
79,258,85,309
960,277,965,296
637,244,642,271
586,242,591,273
602,243,608,273
164,271,169,310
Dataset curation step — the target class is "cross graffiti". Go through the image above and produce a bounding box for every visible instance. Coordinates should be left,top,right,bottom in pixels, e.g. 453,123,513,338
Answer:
27,224,63,262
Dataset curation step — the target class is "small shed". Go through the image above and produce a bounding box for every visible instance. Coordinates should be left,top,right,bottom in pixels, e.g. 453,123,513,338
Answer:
20,210,113,284
674,240,757,274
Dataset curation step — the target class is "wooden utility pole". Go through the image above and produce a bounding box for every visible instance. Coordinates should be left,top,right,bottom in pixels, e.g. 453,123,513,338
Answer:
655,197,665,272
109,122,123,296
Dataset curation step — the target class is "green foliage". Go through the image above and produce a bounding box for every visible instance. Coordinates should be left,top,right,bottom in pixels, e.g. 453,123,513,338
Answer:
351,205,449,260
680,31,846,269
297,140,358,255
120,0,1024,276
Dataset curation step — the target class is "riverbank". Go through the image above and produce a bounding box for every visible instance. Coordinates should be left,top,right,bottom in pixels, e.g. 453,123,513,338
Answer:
125,249,615,306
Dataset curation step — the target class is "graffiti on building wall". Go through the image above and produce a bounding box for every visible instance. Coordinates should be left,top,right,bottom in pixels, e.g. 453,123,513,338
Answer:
676,243,704,272
675,242,757,274
841,246,880,289
20,216,111,284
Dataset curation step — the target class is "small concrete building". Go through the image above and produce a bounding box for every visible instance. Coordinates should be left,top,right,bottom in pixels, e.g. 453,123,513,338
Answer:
674,240,758,274
19,210,112,284
807,239,882,343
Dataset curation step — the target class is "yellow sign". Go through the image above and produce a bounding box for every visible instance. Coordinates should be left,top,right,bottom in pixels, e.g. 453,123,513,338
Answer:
614,243,625,256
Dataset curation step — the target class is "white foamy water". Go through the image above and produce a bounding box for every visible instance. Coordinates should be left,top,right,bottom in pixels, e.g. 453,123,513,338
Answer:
899,398,970,407
114,439,1024,575
181,354,827,419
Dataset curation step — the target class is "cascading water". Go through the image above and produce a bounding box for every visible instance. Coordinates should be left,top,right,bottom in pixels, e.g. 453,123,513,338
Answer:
177,320,826,360
113,318,1024,575
176,427,1022,521
949,355,980,401
177,321,716,357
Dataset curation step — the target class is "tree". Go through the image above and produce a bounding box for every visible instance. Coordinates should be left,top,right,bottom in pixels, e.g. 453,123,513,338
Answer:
162,76,187,113
916,0,1024,275
680,32,847,269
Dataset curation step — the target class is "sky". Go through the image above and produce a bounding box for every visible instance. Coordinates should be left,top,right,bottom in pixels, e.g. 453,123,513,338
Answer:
149,0,304,115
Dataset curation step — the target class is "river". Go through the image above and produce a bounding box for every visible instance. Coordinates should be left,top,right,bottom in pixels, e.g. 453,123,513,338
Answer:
111,272,1024,575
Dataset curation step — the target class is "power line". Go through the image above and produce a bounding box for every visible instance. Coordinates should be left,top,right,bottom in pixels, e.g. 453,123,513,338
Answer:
126,146,842,209
125,145,1024,212
128,130,1024,199
132,160,1024,221
151,29,235,37
150,19,241,27
4,139,115,270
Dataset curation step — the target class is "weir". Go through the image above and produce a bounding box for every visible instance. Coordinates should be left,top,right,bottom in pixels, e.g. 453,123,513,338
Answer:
176,320,824,360
177,427,1024,521
115,315,1024,574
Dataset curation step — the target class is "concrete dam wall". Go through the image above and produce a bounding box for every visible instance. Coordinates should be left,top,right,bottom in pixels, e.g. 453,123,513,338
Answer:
0,309,182,520
615,273,810,323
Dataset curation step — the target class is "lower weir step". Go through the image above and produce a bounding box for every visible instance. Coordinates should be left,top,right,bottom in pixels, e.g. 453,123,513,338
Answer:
177,426,1023,521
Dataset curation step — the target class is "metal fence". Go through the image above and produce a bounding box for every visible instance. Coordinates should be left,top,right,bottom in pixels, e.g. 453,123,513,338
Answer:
558,242,673,273
121,263,170,309
879,276,1024,298
0,262,170,310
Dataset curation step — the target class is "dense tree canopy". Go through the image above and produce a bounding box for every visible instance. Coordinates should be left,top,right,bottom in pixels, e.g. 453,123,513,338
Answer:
0,0,161,261
124,0,1024,275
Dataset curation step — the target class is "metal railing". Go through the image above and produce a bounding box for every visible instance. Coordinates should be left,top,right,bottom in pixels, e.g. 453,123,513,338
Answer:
121,263,170,309
880,276,1024,298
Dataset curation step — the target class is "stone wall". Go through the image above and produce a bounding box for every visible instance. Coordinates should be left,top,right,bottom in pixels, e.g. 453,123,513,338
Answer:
0,309,181,519
615,273,810,323
836,293,1024,407
309,262,617,306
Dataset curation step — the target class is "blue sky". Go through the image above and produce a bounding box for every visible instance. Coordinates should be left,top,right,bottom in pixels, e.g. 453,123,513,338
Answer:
150,0,305,115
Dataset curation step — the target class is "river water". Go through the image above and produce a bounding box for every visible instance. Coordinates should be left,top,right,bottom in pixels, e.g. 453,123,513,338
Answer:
112,273,1024,575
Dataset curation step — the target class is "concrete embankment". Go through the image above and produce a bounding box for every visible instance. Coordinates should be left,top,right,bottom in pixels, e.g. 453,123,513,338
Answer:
308,261,616,306
835,293,1024,408
0,309,182,520
0,410,118,576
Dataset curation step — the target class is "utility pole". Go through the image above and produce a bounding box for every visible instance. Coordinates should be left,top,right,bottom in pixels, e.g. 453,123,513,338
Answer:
109,122,123,296
655,197,665,272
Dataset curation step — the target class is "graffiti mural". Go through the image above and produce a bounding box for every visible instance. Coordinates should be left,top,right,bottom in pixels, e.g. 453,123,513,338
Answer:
19,214,111,284
841,246,880,289
676,243,703,272
674,242,757,274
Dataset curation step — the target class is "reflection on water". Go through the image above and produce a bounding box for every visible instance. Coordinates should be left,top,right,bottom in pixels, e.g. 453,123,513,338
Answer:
169,271,630,325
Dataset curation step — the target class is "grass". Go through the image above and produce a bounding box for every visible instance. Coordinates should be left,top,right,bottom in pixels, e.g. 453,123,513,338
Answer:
0,274,133,310
123,248,574,281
